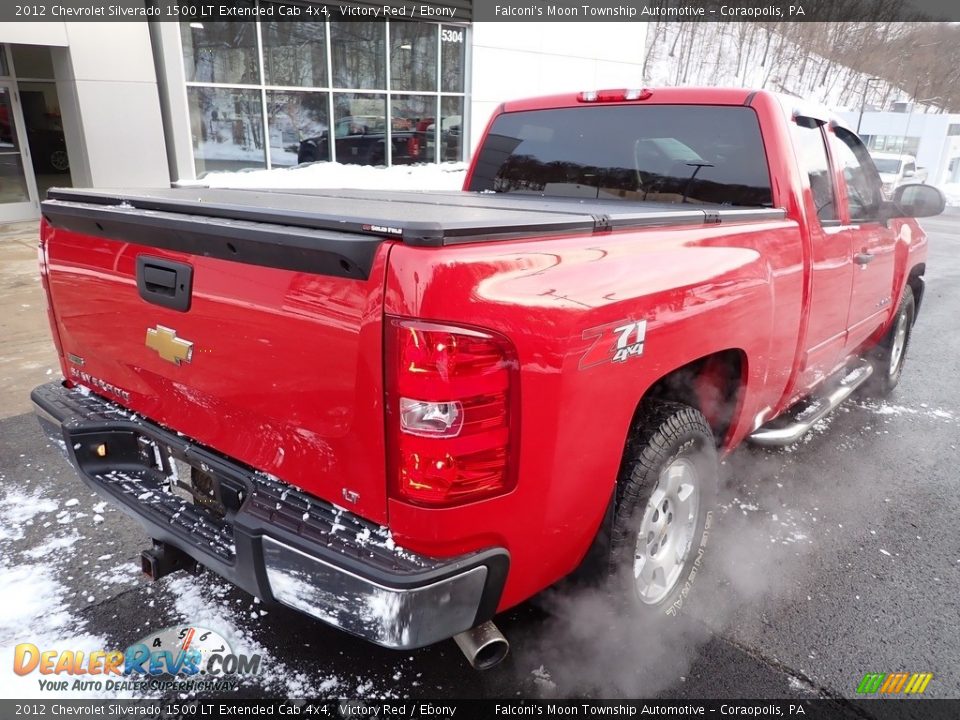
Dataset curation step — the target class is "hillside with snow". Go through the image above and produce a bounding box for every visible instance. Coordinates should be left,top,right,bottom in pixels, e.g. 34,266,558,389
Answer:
641,23,902,111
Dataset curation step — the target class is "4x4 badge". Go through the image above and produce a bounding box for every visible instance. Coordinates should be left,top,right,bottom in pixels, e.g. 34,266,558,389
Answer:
145,325,194,366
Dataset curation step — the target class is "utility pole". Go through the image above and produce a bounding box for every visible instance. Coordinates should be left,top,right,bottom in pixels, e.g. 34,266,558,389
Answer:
857,76,883,135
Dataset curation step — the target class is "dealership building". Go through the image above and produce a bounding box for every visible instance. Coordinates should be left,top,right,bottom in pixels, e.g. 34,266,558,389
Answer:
838,106,960,188
0,5,648,222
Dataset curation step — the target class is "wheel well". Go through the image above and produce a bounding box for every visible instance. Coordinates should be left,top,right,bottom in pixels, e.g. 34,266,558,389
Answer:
906,264,925,317
567,349,747,586
637,349,746,447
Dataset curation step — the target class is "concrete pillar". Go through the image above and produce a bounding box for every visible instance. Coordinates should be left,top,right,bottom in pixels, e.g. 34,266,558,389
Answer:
51,22,170,188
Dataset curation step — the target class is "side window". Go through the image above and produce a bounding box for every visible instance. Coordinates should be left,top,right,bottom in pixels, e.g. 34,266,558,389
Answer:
791,121,838,225
831,127,883,222
904,161,915,175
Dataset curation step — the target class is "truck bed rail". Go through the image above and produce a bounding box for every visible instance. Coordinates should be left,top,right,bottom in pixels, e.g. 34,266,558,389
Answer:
43,187,786,262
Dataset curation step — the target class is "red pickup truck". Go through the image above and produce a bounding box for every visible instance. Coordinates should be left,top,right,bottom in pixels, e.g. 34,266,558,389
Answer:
32,88,944,670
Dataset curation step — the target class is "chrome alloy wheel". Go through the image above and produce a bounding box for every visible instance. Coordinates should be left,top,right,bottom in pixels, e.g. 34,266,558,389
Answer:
889,310,909,378
633,457,700,605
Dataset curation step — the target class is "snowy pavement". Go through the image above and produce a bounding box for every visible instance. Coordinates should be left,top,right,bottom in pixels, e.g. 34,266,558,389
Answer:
0,215,958,701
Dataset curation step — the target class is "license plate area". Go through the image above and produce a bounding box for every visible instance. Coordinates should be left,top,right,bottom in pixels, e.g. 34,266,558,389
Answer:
167,454,226,517
156,444,249,519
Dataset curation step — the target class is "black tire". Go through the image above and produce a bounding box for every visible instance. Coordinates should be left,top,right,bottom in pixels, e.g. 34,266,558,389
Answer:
297,144,319,164
861,286,915,398
609,401,718,617
50,149,70,172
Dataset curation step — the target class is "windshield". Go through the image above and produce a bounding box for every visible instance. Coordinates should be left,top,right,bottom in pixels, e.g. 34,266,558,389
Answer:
467,105,773,207
872,158,902,174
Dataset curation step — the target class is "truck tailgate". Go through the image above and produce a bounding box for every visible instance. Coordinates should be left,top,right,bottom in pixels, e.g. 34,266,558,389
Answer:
40,204,392,525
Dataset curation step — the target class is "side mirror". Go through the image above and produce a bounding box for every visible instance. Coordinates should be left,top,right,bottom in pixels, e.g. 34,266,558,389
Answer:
903,170,915,178
893,183,945,218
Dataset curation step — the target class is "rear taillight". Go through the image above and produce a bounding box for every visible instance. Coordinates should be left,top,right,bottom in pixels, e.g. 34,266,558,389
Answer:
386,317,518,507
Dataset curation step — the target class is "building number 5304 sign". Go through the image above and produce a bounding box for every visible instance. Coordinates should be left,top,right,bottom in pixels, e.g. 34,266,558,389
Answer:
441,29,464,43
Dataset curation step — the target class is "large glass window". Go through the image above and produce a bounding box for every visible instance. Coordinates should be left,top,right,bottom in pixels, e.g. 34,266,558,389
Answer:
19,80,73,197
440,25,465,93
262,15,327,87
0,87,31,204
267,90,328,167
181,20,259,85
866,134,920,156
391,95,436,164
181,18,467,175
440,96,463,162
332,93,388,165
791,121,837,224
330,22,385,90
468,105,773,207
390,22,436,92
188,87,265,174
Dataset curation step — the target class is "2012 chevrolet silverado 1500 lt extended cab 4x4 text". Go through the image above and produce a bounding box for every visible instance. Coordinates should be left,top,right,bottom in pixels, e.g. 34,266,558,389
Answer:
31,88,945,669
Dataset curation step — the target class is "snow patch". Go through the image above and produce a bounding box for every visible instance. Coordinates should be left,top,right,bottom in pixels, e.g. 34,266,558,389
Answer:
0,489,59,542
185,161,467,192
0,563,109,698
23,530,83,559
857,400,955,421
96,562,141,588
163,574,346,697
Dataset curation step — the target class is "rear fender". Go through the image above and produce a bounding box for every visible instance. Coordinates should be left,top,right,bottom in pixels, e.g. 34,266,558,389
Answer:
383,224,789,610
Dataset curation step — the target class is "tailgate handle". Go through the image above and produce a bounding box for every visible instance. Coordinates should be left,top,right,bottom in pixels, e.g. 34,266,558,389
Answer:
136,256,193,312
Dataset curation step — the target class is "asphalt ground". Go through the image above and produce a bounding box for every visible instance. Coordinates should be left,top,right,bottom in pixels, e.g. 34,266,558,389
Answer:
0,215,958,705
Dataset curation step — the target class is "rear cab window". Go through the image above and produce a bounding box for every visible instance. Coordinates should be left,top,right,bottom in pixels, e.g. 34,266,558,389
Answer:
468,105,773,208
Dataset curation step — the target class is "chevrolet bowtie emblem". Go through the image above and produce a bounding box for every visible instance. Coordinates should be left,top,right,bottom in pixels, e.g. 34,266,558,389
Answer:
145,325,194,366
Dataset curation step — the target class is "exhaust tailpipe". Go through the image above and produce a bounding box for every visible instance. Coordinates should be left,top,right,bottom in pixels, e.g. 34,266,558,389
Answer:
453,621,509,670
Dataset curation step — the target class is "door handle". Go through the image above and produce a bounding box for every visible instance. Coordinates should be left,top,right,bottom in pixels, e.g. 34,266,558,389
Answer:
854,251,874,266
136,256,193,312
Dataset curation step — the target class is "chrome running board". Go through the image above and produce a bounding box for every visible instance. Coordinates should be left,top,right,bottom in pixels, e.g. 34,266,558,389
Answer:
748,360,873,447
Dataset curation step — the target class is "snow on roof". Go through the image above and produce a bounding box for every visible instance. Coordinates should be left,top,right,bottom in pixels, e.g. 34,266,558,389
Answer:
183,161,468,192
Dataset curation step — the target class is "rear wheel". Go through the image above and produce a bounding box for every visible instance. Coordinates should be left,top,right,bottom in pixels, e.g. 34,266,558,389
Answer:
861,286,915,397
610,401,717,615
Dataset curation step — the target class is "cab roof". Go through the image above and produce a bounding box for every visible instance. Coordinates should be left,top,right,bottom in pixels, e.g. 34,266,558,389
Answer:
501,86,758,113
499,87,851,133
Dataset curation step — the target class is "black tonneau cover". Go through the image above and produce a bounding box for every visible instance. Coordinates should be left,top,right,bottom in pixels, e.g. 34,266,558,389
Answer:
41,187,786,280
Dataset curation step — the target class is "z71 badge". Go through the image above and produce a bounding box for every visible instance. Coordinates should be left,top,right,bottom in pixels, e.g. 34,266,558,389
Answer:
579,319,648,370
